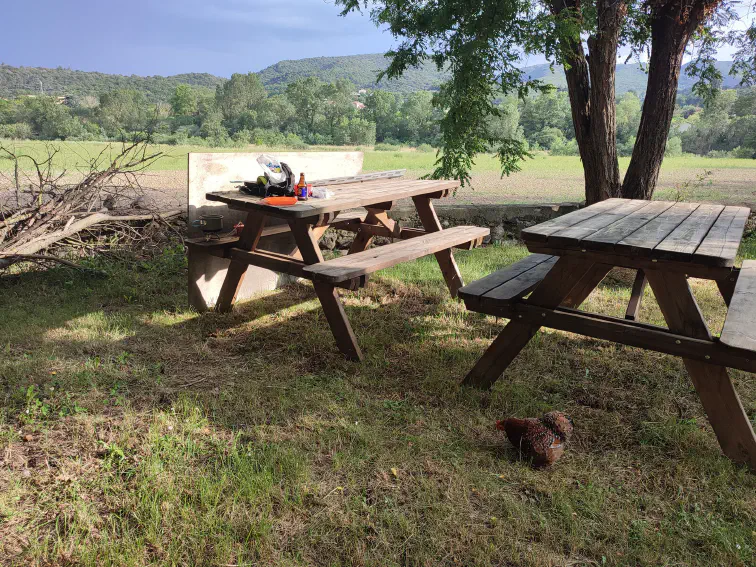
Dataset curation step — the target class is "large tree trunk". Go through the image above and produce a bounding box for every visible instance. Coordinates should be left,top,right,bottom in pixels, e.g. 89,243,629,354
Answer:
562,43,607,205
621,1,706,199
556,0,625,204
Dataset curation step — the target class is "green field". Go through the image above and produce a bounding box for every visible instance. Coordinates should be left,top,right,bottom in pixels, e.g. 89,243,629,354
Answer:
2,239,755,566
1,140,755,206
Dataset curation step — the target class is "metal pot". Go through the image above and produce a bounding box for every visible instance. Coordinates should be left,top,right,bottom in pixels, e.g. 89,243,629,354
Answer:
191,214,224,233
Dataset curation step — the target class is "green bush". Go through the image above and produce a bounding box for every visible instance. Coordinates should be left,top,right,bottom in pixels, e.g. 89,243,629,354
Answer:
0,122,33,139
416,143,434,153
665,136,683,157
549,138,579,156
284,132,308,149
374,142,400,151
232,129,253,145
731,146,756,159
533,127,566,151
617,135,636,157
707,149,733,158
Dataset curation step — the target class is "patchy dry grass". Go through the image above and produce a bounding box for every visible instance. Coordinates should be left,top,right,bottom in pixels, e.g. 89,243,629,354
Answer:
1,240,756,566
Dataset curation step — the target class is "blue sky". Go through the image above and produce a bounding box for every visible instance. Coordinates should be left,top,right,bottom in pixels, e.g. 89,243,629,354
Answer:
0,0,746,78
0,0,396,77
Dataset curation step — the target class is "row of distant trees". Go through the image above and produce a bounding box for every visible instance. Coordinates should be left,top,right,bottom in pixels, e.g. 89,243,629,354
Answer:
0,72,754,158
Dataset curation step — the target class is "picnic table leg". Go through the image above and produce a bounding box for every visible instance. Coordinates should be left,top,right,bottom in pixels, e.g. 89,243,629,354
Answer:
348,209,396,254
312,282,363,361
290,225,329,262
288,220,363,361
646,270,756,470
412,196,464,298
462,256,597,389
562,263,612,308
625,270,647,321
215,212,266,312
716,269,739,307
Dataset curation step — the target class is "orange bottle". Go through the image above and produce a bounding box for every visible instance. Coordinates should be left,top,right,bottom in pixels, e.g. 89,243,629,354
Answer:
297,173,307,200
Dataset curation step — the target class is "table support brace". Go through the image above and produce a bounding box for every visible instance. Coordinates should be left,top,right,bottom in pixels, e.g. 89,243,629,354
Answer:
289,219,363,361
646,270,756,470
462,256,597,389
413,196,464,297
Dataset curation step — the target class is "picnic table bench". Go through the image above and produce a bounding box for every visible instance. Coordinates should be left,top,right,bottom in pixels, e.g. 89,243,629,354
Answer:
204,177,489,361
459,198,756,470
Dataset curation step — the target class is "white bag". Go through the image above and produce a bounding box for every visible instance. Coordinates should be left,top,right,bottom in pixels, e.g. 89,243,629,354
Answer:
256,154,286,185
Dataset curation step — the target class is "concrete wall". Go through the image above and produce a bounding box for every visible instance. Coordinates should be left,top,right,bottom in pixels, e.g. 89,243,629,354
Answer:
188,151,363,311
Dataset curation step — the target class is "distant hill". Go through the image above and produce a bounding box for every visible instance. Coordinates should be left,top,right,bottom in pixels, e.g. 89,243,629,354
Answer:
0,65,225,102
519,60,741,94
258,54,741,95
257,53,448,93
0,57,741,102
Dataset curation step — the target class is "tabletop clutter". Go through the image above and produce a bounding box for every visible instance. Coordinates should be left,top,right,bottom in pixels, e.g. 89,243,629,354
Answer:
235,155,332,205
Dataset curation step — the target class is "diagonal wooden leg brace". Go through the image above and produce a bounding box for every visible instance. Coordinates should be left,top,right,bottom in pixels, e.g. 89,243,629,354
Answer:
462,259,610,389
646,270,756,470
413,195,465,298
289,220,363,361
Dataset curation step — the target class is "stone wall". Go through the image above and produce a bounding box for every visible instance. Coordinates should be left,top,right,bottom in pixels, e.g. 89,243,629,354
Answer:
319,202,583,250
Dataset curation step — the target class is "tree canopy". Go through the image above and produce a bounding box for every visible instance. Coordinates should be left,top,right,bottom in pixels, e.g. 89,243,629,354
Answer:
337,0,756,201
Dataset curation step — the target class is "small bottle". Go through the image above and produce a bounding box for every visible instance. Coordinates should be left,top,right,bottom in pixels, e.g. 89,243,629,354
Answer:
297,172,308,201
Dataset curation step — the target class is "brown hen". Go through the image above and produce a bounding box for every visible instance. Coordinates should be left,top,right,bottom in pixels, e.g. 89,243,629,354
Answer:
496,411,574,467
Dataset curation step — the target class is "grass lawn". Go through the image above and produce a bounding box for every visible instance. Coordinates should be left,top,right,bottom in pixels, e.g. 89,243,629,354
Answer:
2,140,756,207
1,238,755,566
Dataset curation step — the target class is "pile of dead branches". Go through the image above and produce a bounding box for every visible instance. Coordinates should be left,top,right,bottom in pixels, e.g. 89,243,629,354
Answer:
0,141,181,271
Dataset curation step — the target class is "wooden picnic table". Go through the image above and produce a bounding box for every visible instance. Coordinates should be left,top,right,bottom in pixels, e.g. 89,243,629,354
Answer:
458,198,756,470
205,178,489,361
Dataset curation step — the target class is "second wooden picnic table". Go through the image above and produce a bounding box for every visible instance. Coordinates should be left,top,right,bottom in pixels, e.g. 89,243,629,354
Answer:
205,177,489,361
459,198,756,470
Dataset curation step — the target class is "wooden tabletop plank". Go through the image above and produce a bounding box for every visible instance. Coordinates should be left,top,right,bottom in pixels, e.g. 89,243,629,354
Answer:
303,225,489,282
458,254,556,298
483,257,559,301
614,202,700,255
654,204,726,260
720,260,756,352
214,177,431,206
547,199,652,248
581,201,677,251
692,206,751,267
213,178,426,208
520,198,627,242
206,178,459,218
310,226,488,271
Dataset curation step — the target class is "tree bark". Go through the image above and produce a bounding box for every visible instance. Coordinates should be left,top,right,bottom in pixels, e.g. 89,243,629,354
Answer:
555,0,625,204
585,0,625,202
621,0,707,199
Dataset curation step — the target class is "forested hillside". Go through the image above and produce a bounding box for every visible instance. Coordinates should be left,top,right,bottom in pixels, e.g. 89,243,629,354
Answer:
1,66,753,160
519,60,739,95
257,54,448,93
0,65,224,102
0,57,742,101
257,55,740,95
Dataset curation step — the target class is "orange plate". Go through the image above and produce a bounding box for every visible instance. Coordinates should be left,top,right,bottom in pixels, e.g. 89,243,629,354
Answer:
262,196,298,206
